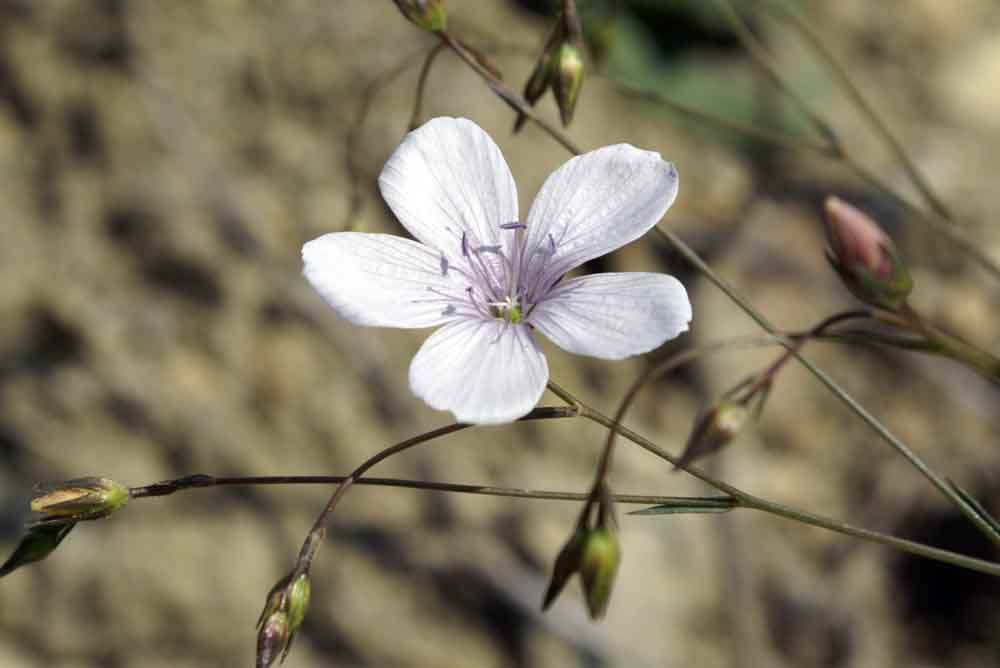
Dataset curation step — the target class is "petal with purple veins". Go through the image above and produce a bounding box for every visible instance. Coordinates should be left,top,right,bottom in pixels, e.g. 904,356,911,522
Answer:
529,272,691,359
409,319,548,424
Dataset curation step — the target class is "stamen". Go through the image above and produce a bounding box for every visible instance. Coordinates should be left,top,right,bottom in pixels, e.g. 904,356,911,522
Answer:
461,232,469,257
440,254,449,276
548,233,557,255
475,245,502,255
499,222,526,230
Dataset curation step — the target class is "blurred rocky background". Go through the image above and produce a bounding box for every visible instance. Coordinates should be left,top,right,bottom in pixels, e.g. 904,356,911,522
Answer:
1,0,999,666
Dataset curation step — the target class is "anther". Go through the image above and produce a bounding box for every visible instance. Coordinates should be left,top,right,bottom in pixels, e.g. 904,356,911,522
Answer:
499,222,526,230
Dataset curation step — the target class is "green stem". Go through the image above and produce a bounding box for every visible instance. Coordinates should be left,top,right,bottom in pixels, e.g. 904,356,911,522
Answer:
763,2,953,222
130,472,735,509
546,381,1000,576
893,303,1000,384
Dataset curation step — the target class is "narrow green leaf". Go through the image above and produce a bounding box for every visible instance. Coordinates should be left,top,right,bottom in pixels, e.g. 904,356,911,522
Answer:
629,501,735,516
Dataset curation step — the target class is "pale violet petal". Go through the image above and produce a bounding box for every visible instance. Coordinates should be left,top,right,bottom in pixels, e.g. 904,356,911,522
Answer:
378,117,518,260
409,319,548,424
521,144,678,300
303,232,463,328
529,272,691,359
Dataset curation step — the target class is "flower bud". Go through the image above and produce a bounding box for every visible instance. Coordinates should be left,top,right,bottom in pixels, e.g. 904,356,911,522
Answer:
0,521,76,578
30,477,130,522
541,526,586,610
677,400,749,469
257,610,290,668
256,571,311,666
552,42,584,126
579,528,620,619
824,196,912,310
392,0,446,32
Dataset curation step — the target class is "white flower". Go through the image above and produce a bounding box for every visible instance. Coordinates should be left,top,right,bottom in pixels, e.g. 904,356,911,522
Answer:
303,117,692,424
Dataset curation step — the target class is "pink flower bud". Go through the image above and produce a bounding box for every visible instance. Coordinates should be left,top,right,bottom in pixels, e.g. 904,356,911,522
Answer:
824,196,912,310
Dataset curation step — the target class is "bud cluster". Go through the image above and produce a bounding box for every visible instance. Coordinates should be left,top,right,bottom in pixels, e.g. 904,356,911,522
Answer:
257,571,311,668
542,484,620,619
515,6,585,130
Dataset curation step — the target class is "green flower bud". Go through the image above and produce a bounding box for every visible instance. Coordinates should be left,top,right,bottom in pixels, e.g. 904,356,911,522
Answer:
392,0,446,32
552,42,584,126
30,477,130,522
256,571,311,666
677,400,750,469
579,528,620,619
824,196,913,311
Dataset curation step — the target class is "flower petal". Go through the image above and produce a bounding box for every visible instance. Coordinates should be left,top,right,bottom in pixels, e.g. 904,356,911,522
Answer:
409,319,548,424
529,272,691,359
378,117,519,259
303,232,462,328
520,144,678,300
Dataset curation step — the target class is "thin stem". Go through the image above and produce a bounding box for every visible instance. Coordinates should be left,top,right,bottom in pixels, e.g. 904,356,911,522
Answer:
654,225,1000,548
614,80,836,158
548,382,1000,576
290,406,575,579
763,2,953,222
436,30,583,155
408,42,446,130
843,157,1000,281
713,0,840,151
130,472,734,508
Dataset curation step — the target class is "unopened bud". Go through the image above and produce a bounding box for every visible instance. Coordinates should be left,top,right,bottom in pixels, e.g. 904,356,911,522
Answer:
0,521,76,578
392,0,446,32
824,196,912,310
677,400,749,469
256,571,311,666
257,610,290,668
552,42,584,126
579,528,620,619
541,526,586,610
31,477,129,522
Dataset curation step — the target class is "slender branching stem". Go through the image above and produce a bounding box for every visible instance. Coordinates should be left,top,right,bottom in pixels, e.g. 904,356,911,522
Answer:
411,12,1000,553
762,1,953,222
545,381,1000,576
712,0,841,151
130,471,734,509
288,406,575,580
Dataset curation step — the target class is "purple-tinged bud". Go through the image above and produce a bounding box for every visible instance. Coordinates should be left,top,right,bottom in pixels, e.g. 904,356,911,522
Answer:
392,0,446,32
31,477,130,522
677,400,750,469
256,571,311,666
824,196,912,311
552,42,584,126
257,610,290,668
579,528,620,619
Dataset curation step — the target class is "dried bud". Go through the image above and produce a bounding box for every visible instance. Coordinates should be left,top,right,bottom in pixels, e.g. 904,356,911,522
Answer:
677,400,750,469
31,477,130,522
541,526,586,610
552,42,584,126
579,528,620,619
392,0,446,32
256,571,311,667
824,196,912,310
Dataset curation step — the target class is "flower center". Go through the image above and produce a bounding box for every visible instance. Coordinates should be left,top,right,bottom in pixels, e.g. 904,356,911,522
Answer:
417,221,559,323
489,296,522,324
